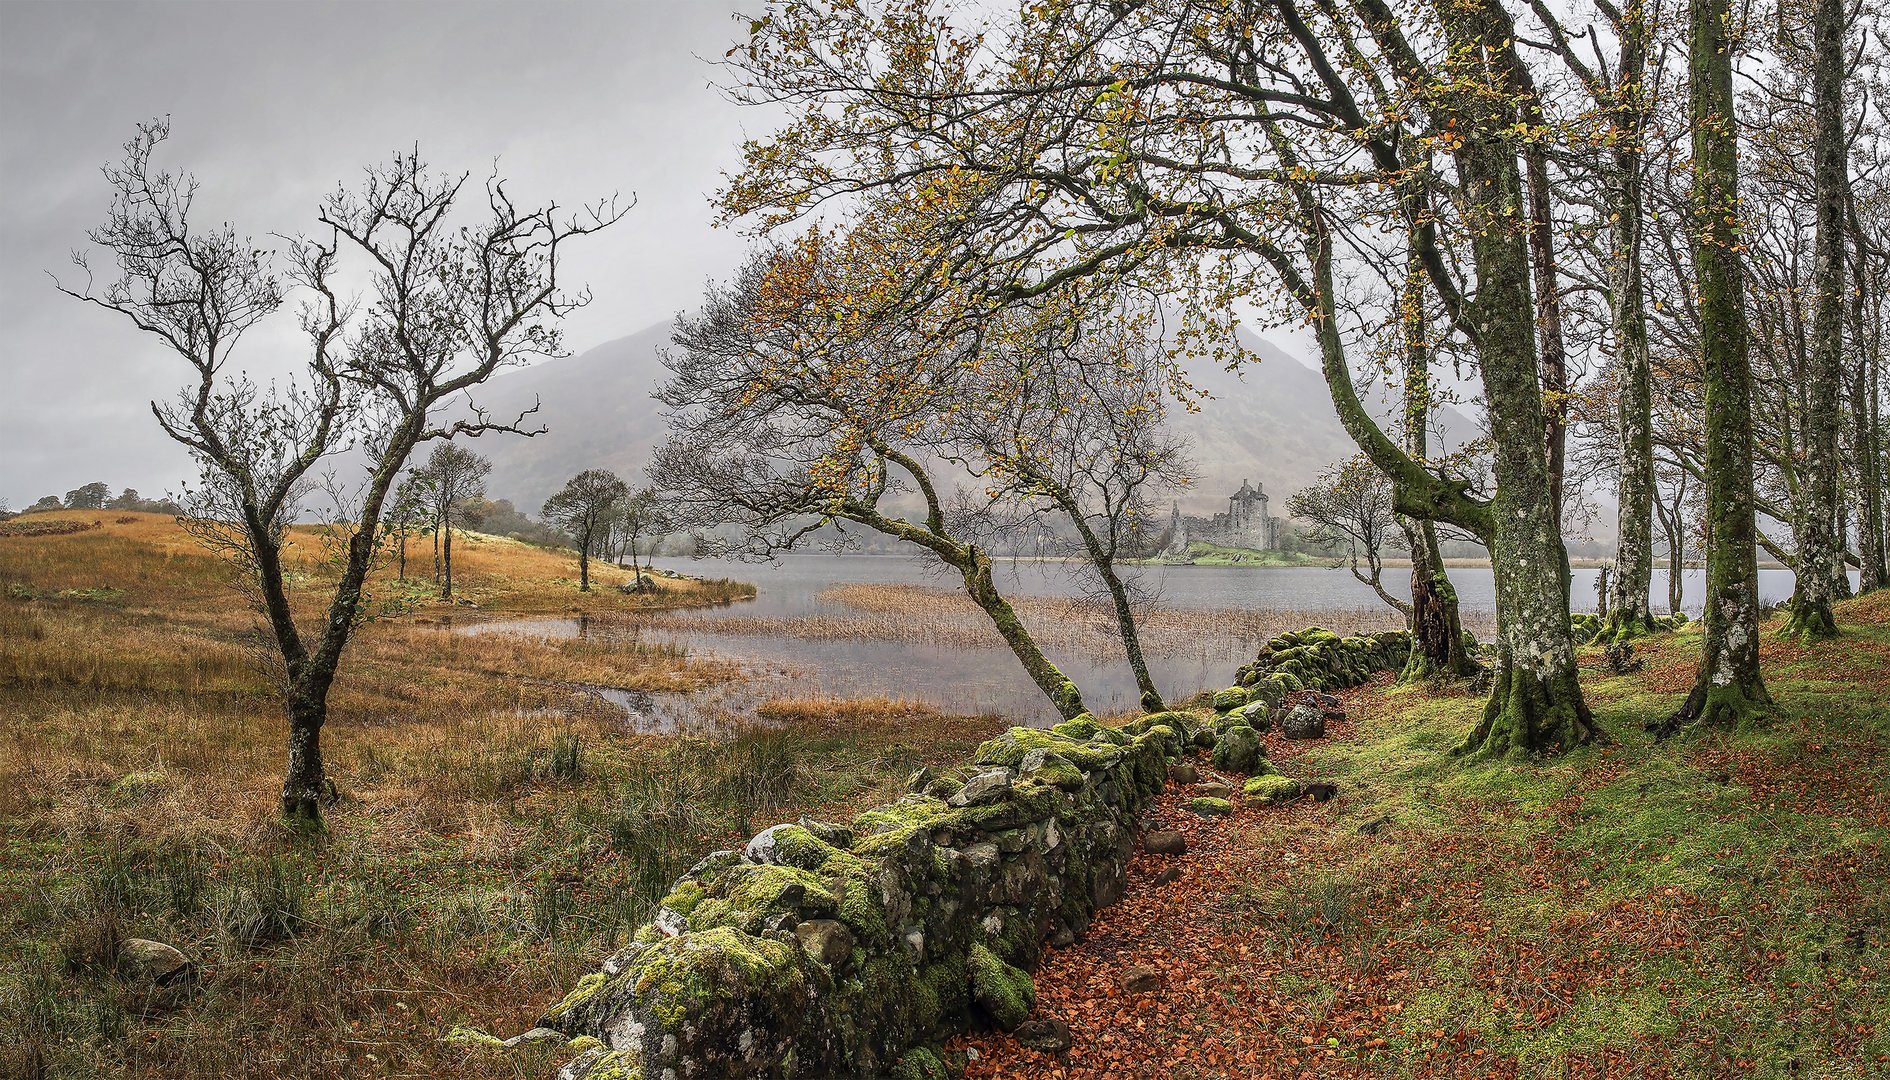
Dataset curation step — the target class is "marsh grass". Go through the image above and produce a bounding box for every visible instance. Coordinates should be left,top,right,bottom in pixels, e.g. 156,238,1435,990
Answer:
0,514,990,1078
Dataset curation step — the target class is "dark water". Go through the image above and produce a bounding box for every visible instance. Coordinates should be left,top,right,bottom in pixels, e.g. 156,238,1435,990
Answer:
469,555,1845,727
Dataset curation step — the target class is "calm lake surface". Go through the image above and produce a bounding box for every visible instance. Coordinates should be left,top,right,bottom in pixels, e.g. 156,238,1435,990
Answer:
469,555,1840,727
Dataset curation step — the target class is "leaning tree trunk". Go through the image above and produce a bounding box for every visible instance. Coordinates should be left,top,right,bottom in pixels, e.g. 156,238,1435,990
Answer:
1602,120,1658,641
958,544,1087,720
1782,0,1846,641
1062,504,1163,710
1395,248,1477,681
1662,0,1772,732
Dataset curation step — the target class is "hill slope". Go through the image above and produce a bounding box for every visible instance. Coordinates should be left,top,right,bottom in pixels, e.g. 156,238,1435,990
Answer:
465,320,1478,514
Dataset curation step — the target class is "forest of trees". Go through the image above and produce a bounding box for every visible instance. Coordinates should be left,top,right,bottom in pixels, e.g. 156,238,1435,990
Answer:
680,0,1886,742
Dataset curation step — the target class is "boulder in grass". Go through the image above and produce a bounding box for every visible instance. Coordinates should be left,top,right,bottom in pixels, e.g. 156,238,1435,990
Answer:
118,938,195,987
1283,703,1326,740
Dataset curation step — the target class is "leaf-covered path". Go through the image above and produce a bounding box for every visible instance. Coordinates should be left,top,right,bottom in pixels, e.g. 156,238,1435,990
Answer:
955,595,1890,1078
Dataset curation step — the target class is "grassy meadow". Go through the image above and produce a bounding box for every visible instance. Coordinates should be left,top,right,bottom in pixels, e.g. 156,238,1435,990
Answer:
0,512,999,1078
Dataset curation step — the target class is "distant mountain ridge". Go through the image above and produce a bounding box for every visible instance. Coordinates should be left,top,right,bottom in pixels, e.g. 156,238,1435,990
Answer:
461,319,1479,517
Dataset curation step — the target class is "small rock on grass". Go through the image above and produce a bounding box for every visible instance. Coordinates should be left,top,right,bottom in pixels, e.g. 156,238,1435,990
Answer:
118,938,194,986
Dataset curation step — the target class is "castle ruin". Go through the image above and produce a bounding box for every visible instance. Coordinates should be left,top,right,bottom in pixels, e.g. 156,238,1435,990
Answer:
1160,478,1278,557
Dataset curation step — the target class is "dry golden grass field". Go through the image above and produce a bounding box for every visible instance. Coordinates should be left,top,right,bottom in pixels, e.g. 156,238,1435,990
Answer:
0,512,999,1078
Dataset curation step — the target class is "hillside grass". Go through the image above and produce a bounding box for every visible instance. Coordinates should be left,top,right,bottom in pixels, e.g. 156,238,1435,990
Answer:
0,513,997,1079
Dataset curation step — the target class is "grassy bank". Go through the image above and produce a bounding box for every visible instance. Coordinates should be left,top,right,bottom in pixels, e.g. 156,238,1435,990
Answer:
0,513,997,1078
958,592,1890,1078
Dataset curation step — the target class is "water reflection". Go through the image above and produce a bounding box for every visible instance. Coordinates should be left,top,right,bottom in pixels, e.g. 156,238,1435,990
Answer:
467,556,1854,728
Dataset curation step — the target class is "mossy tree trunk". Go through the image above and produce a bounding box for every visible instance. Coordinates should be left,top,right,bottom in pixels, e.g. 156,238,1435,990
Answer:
1436,0,1595,756
1853,261,1887,592
1662,0,1773,732
959,545,1088,720
1396,247,1477,681
1782,0,1846,641
1600,18,1658,642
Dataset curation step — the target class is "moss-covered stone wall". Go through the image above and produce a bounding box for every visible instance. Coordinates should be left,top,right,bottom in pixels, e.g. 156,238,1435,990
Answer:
1234,627,1414,696
542,713,1193,1079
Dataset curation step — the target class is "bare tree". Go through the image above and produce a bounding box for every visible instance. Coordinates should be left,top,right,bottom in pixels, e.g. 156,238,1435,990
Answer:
609,486,669,590
58,120,623,824
1290,456,1412,620
542,468,630,592
954,304,1191,711
415,443,492,599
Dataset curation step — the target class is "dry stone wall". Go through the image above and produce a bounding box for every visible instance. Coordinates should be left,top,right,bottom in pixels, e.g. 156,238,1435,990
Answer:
542,713,1193,1080
1234,627,1413,697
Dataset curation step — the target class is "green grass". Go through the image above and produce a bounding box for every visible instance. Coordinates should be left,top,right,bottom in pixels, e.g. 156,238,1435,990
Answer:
1259,596,1890,1077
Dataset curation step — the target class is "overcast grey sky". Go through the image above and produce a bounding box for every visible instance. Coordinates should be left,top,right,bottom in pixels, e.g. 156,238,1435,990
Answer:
0,0,762,508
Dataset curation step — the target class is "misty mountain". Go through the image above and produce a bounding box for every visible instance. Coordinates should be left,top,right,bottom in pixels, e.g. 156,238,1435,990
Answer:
461,319,1480,518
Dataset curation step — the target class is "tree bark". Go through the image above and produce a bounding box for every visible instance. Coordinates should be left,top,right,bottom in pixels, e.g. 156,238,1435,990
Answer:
1439,0,1595,756
281,693,328,825
1782,0,1846,640
1600,22,1658,641
441,513,455,600
1662,0,1772,732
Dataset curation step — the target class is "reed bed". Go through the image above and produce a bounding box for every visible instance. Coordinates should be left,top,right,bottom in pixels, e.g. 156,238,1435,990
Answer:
637,582,1487,661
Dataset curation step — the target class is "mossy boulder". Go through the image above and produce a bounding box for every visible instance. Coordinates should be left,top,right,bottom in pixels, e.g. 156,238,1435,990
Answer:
967,942,1036,1030
1209,724,1263,774
1243,775,1302,804
1238,700,1273,730
1187,797,1233,818
1211,686,1251,713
